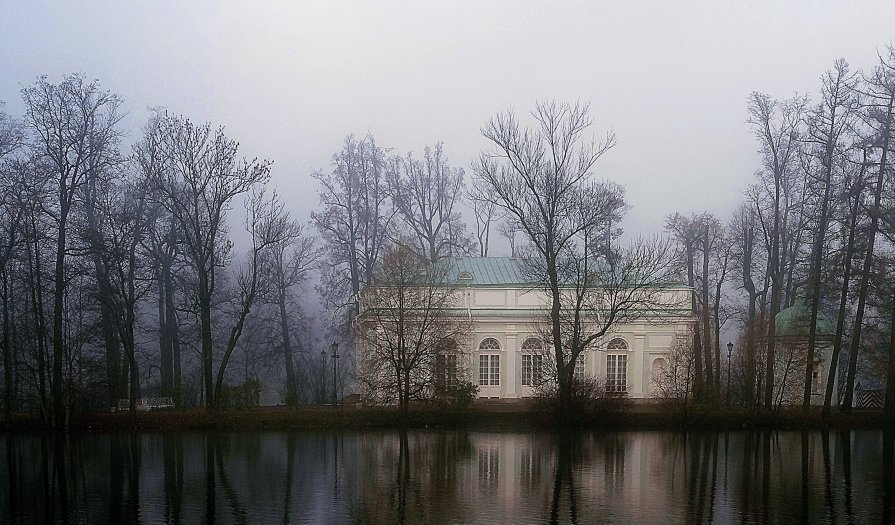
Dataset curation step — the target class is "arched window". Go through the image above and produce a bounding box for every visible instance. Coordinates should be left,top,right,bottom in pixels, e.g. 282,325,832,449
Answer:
521,337,542,351
438,337,458,352
650,357,668,393
606,338,629,393
521,338,543,386
574,353,586,378
478,338,500,386
606,338,628,351
436,338,459,391
479,338,501,351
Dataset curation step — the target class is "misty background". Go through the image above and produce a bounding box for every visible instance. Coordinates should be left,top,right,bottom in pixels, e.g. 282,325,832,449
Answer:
3,1,895,411
4,1,894,237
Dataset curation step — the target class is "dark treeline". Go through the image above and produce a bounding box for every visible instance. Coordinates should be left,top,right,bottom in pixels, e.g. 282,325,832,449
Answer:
0,75,478,427
0,76,326,424
660,47,895,416
1,44,895,427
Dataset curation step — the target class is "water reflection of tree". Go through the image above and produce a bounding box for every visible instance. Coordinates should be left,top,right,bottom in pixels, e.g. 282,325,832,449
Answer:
430,431,473,495
215,437,249,523
884,430,894,524
162,433,184,523
108,433,141,522
4,435,18,522
350,430,477,523
282,432,295,523
549,432,581,525
679,432,719,524
5,430,895,522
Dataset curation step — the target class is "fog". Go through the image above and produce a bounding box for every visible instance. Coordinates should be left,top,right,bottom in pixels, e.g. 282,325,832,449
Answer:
4,1,894,237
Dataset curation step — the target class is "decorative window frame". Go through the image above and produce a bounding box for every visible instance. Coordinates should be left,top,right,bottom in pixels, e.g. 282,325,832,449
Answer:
604,337,630,352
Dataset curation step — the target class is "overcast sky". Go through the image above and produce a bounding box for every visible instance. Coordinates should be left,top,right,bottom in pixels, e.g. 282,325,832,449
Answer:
2,1,894,245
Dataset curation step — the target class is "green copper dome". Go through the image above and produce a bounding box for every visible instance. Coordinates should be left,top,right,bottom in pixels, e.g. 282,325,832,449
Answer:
775,293,834,338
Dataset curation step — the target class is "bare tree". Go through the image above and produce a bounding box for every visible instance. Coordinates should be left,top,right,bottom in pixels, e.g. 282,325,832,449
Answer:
746,92,805,410
799,59,859,412
652,330,698,413
90,165,152,413
0,101,24,157
80,95,128,409
313,134,392,319
15,159,54,421
844,46,895,413
356,242,469,415
136,112,183,404
21,74,124,427
387,142,471,262
473,101,680,412
148,113,270,410
666,213,707,399
0,104,24,420
823,149,868,414
497,217,521,257
710,225,733,398
263,202,319,406
0,160,24,420
467,180,497,257
212,189,294,409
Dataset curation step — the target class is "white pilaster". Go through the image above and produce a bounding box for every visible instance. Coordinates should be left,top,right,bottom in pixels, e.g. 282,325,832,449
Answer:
505,331,518,397
632,333,646,396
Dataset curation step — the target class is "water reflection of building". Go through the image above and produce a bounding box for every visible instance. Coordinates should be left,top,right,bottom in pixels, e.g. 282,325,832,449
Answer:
4,430,892,523
450,432,683,522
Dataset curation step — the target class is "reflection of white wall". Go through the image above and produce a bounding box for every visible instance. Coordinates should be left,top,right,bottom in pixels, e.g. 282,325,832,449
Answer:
458,432,679,521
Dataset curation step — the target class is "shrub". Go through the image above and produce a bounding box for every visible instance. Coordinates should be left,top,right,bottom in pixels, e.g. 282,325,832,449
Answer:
434,380,479,410
535,376,629,423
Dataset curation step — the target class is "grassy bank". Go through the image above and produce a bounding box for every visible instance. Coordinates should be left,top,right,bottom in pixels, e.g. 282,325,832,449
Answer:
4,403,895,433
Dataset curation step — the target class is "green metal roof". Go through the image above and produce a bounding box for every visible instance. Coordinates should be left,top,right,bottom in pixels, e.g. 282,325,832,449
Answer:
775,294,834,338
447,257,530,286
444,256,687,289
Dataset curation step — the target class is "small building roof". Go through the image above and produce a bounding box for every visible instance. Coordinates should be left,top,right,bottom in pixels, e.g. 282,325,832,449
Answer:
775,293,834,338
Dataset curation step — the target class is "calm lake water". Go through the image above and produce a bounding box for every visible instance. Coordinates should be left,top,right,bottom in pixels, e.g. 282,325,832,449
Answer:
1,428,893,524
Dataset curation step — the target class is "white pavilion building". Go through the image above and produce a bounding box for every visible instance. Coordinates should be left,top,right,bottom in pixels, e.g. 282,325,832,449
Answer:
356,256,695,401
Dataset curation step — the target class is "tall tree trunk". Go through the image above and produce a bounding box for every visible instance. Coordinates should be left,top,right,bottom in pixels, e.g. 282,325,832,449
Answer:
158,265,172,398
164,265,181,406
742,221,759,408
198,268,214,411
842,96,892,413
885,289,895,415
823,175,861,415
279,289,297,406
713,274,724,401
687,244,704,401
2,266,11,420
548,254,572,412
803,158,835,412
765,198,782,411
84,174,124,408
94,257,123,406
26,228,49,423
52,208,68,428
701,224,714,397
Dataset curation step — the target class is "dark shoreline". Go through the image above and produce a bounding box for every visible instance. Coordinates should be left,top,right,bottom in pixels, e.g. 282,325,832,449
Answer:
4,404,895,433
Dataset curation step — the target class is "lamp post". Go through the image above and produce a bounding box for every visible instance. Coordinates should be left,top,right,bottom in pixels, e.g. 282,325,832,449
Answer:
321,349,327,404
331,342,339,407
726,341,733,407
